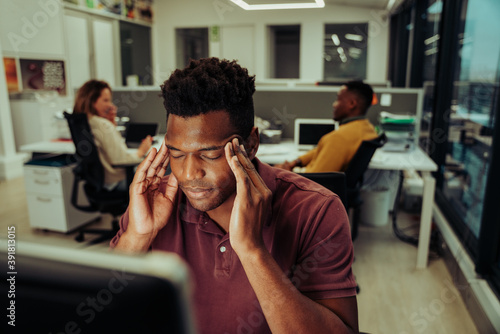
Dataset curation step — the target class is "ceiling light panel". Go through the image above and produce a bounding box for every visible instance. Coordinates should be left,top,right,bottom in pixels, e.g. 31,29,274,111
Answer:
230,0,325,10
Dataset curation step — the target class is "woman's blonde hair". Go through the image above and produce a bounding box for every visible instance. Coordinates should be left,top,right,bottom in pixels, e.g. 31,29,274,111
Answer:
73,80,111,116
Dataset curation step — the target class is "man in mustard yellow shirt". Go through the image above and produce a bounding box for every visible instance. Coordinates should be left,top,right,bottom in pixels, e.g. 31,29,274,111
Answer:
275,81,378,172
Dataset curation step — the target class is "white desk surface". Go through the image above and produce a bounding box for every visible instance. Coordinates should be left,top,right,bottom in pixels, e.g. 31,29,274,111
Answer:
19,136,163,156
258,139,437,172
20,140,76,155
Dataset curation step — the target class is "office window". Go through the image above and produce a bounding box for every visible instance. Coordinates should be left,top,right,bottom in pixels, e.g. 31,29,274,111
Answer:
175,28,209,69
388,3,412,87
422,0,442,83
323,23,368,81
440,0,499,239
420,0,443,151
268,25,300,79
119,21,153,86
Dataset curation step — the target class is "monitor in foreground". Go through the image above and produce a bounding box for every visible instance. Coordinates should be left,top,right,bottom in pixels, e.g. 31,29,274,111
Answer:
1,240,196,334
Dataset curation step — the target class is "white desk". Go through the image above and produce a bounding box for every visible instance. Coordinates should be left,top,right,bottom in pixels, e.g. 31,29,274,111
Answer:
20,140,76,156
19,136,164,157
21,138,438,268
259,139,438,269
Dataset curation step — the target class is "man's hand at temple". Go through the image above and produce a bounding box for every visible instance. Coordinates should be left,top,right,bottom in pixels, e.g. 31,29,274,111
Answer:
115,141,178,252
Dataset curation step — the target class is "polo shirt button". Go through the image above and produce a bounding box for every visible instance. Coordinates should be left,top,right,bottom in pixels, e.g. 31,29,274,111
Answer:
220,246,226,253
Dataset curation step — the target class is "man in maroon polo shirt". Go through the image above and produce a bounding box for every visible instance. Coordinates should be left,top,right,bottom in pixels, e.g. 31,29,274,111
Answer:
110,57,358,334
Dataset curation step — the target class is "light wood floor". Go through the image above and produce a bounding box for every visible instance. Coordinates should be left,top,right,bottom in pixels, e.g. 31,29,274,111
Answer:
0,176,479,334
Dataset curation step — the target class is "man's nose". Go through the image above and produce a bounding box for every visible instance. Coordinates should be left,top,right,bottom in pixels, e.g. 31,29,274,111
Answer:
182,155,205,181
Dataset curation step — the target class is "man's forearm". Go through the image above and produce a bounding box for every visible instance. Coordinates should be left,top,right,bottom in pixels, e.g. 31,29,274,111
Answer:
238,248,358,334
113,230,154,253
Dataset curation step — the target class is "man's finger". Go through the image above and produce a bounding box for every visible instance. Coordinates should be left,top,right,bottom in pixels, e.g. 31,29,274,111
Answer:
133,147,157,185
157,155,170,178
164,172,178,202
232,139,268,194
146,141,168,178
225,141,255,197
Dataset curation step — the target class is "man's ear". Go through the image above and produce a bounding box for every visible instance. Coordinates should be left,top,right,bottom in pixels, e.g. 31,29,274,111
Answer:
244,127,259,160
347,94,358,110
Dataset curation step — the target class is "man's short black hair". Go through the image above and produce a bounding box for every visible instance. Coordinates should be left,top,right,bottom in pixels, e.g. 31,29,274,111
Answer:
161,58,256,139
344,80,374,114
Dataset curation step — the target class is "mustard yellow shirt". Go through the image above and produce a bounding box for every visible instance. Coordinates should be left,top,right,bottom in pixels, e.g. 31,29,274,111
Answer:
299,118,377,172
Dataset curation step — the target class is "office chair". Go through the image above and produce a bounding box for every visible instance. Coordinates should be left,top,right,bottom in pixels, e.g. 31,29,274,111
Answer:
64,112,136,246
345,132,387,241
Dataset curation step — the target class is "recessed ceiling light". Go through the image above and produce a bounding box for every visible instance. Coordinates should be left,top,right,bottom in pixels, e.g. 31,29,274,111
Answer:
230,0,325,10
331,34,340,46
345,33,364,42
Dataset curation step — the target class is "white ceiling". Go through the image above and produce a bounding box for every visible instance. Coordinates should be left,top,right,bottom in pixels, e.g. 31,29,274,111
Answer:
244,0,392,10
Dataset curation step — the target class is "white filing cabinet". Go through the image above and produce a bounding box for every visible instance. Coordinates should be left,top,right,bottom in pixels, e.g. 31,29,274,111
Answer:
23,157,100,233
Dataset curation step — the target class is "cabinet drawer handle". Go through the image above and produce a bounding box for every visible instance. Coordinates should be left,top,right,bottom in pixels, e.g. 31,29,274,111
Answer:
33,170,49,175
35,179,50,185
36,197,52,203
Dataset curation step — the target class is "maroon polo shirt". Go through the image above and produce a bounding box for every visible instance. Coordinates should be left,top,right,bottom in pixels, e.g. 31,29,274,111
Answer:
110,159,356,334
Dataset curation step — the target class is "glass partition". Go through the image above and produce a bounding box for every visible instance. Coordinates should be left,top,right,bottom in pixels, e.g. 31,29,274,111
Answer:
442,0,500,238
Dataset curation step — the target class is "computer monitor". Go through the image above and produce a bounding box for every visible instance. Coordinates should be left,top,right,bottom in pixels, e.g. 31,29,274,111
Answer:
125,122,159,147
294,118,336,150
1,240,196,334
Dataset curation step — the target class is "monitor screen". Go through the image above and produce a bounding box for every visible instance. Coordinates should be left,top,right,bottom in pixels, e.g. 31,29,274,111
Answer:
294,118,335,150
1,240,196,334
125,122,159,143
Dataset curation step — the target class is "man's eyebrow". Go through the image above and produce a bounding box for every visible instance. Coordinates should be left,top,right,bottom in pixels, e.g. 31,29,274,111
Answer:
166,144,180,151
166,144,225,152
199,145,225,152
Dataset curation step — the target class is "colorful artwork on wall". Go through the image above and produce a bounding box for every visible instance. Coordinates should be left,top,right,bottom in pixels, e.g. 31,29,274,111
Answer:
19,59,66,96
3,57,20,93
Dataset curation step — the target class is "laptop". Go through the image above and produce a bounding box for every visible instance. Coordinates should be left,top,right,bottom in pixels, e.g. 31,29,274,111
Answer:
294,118,336,151
125,122,159,148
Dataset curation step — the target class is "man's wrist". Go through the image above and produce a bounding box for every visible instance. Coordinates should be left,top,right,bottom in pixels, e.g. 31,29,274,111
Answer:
236,243,269,265
115,230,156,253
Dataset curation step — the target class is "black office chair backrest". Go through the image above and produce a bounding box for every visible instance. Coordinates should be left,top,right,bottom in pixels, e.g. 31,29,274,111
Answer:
344,132,387,189
298,172,347,209
64,112,104,193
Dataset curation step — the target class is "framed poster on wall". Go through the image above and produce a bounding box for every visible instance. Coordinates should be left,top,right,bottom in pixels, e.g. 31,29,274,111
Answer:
19,59,66,96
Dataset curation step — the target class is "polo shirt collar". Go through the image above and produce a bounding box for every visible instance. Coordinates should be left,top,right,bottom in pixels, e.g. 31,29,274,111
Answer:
339,115,366,125
179,157,275,228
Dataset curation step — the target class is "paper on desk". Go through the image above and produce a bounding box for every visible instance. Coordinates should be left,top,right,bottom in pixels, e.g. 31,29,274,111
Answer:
380,111,415,123
257,146,292,155
380,93,392,106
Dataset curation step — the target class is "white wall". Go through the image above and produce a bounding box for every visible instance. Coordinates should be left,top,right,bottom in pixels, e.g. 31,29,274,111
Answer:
0,0,66,180
152,0,390,84
0,0,65,58
0,40,26,180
